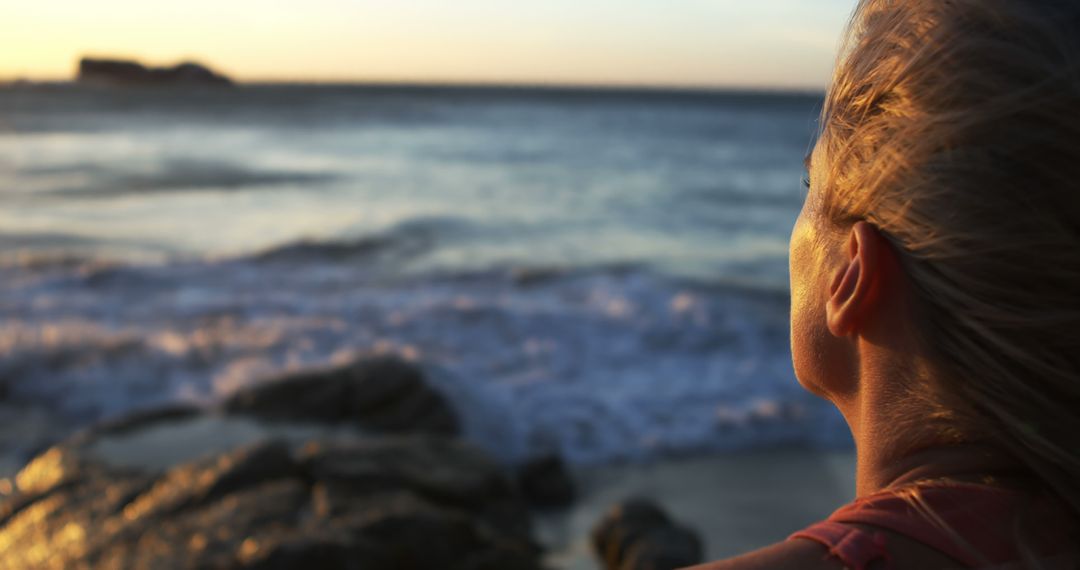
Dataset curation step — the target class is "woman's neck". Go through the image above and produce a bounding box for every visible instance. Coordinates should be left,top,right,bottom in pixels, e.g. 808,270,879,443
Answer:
835,348,1020,497
859,443,1021,496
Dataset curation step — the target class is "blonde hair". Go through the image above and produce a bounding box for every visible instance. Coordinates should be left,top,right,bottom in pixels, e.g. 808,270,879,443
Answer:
818,0,1080,563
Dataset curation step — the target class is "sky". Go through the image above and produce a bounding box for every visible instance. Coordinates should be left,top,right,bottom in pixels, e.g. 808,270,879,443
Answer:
1,0,856,89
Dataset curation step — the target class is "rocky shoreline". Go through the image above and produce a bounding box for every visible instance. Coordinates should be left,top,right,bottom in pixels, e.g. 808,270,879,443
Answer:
0,357,704,569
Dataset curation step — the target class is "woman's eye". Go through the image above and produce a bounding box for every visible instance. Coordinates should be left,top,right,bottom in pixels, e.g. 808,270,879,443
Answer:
801,174,811,191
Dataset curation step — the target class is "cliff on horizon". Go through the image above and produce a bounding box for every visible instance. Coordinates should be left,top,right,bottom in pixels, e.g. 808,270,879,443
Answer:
77,57,234,87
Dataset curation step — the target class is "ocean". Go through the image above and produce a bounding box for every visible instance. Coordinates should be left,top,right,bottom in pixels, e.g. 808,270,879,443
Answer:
0,84,849,466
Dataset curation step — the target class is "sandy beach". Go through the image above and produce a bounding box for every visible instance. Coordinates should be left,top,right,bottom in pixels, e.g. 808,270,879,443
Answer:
536,448,856,568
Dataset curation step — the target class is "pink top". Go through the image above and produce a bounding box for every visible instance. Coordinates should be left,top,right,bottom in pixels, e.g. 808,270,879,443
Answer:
789,482,1064,569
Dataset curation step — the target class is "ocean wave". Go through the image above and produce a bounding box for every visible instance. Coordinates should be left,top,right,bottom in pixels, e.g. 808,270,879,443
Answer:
0,255,848,465
249,215,474,264
0,230,104,250
32,159,339,198
0,85,832,464
0,232,177,274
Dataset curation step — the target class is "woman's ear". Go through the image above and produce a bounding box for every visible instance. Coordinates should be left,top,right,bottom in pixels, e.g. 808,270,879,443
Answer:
826,221,888,337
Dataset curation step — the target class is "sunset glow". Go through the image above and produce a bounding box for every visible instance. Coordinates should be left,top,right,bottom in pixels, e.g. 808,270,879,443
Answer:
3,0,853,88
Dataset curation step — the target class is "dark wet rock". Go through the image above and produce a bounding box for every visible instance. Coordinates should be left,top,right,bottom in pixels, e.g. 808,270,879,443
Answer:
237,529,391,570
591,499,671,568
516,454,576,508
591,498,703,570
94,479,312,569
1,446,150,532
13,444,104,495
0,421,539,570
0,446,155,568
77,57,233,86
332,492,519,569
302,437,533,542
620,524,704,570
222,356,460,436
120,439,300,520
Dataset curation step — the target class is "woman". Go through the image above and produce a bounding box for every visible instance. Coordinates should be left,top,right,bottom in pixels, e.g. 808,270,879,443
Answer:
690,0,1080,568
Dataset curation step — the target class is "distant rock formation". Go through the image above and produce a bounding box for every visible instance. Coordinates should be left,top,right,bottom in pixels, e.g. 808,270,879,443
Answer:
77,57,233,87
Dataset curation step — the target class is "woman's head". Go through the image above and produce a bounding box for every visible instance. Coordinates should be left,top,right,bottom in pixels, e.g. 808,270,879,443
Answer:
793,0,1080,515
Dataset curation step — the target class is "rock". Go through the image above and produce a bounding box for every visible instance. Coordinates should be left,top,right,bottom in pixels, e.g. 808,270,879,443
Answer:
0,415,540,570
333,493,509,569
591,499,671,568
14,444,101,495
591,498,703,570
516,455,576,508
118,439,300,520
237,530,391,570
95,479,312,569
77,57,233,87
620,525,704,570
301,437,533,542
223,356,460,436
0,446,155,569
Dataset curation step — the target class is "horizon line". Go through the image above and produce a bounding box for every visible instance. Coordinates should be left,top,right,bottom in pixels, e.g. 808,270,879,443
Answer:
0,76,826,96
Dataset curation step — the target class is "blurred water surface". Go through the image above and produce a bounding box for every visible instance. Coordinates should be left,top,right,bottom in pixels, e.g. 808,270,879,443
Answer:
0,85,848,464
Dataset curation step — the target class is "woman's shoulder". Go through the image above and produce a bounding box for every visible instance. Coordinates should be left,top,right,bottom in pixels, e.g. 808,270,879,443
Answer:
687,482,1076,570
682,523,959,570
686,525,1076,570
